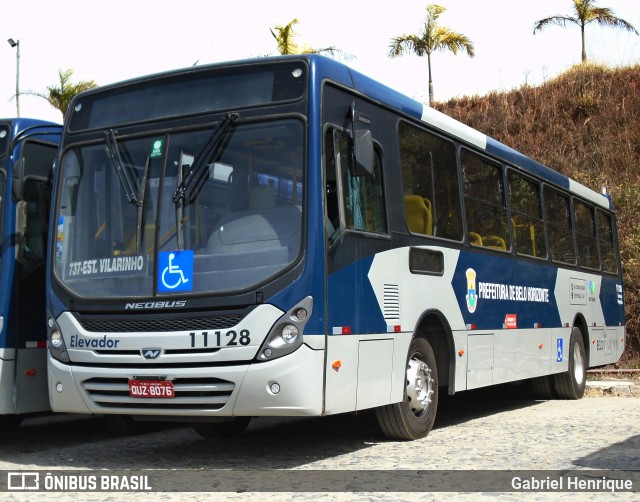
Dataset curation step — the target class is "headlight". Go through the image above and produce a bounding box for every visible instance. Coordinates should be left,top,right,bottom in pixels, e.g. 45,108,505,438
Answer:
47,315,70,363
50,330,64,348
281,324,299,344
257,297,312,362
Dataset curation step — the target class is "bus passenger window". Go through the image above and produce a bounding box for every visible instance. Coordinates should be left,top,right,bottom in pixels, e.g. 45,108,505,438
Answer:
399,122,462,240
544,187,576,265
461,150,510,251
507,170,546,258
574,200,599,270
597,211,617,273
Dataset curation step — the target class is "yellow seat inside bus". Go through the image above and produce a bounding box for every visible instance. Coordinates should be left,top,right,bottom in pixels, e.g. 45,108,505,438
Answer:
404,195,432,236
468,232,507,251
483,235,507,250
469,232,483,246
110,224,157,256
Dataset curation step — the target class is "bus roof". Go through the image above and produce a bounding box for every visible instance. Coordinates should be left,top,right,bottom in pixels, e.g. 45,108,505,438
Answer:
1,117,61,133
1,117,61,157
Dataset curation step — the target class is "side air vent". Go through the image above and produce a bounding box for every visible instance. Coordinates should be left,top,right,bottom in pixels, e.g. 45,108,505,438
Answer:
383,284,400,322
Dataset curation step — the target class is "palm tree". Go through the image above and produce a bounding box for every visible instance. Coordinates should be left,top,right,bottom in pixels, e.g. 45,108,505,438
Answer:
389,4,475,106
533,0,638,63
270,18,341,56
26,68,97,118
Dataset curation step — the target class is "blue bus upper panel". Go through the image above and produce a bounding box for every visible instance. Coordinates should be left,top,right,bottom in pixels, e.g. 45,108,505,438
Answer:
2,118,62,161
306,55,613,211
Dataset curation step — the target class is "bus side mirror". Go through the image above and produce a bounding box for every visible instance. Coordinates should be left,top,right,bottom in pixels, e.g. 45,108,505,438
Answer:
350,102,374,177
12,157,25,201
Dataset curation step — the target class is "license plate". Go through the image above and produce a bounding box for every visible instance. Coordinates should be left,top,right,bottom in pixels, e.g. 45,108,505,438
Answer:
128,379,174,398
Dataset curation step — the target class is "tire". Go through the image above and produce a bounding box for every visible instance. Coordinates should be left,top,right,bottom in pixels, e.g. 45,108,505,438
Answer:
191,417,251,440
375,337,438,440
530,375,558,399
554,327,587,400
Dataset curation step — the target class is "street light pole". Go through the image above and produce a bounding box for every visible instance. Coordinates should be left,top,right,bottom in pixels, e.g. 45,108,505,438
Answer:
7,38,20,118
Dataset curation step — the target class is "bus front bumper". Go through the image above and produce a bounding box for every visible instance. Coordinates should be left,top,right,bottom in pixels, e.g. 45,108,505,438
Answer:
47,343,325,417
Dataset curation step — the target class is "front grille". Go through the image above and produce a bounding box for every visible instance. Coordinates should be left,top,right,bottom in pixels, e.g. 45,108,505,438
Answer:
82,376,234,411
75,314,244,333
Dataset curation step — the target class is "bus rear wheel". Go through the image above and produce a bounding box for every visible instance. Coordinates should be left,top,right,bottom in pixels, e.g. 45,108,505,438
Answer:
554,327,587,399
530,375,558,399
191,417,251,440
375,337,438,440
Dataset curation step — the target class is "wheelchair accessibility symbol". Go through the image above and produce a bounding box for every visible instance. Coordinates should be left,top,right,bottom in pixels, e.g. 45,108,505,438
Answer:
557,338,564,363
158,250,193,292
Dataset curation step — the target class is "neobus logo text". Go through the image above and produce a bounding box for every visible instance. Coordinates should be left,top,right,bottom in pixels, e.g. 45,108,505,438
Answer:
125,300,187,310
70,335,121,349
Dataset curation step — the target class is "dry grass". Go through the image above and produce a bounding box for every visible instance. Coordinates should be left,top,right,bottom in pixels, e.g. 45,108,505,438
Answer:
437,63,640,366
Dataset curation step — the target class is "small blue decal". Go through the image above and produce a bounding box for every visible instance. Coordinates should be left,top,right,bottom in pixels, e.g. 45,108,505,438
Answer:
556,338,563,363
158,250,193,293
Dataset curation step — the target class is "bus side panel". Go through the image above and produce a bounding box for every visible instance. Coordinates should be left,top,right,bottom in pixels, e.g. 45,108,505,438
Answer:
366,245,623,393
492,328,552,383
368,246,467,394
325,247,418,414
324,333,411,414
589,327,625,367
466,333,495,389
452,327,570,392
15,348,49,414
554,268,623,367
0,351,16,414
324,335,358,414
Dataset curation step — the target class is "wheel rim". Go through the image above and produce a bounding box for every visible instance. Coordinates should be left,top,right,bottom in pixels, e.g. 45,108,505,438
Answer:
406,356,434,417
572,342,585,384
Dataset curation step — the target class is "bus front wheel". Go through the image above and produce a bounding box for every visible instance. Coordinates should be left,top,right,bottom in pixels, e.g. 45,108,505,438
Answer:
375,337,438,440
554,327,587,399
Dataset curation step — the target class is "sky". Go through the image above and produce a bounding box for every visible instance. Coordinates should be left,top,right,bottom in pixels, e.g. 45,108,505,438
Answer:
1,0,639,124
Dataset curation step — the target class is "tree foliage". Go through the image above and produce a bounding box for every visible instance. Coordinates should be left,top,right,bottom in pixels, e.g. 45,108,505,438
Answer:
533,0,638,63
270,18,341,57
26,68,97,118
388,4,474,106
47,69,97,116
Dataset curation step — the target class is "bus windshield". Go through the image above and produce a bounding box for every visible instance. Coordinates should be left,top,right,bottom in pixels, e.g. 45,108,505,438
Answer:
54,118,304,298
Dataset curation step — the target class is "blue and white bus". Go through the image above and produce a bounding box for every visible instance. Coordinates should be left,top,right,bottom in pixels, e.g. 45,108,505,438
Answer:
0,118,61,427
46,55,624,440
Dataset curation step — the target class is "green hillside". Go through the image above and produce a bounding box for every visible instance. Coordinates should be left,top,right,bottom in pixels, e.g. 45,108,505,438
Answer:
437,64,640,364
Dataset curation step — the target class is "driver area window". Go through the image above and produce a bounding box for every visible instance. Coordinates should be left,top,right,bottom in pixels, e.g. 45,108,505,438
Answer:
324,128,386,241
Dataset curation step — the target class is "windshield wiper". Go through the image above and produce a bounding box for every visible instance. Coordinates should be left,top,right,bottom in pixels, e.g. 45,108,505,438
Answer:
172,112,238,204
105,129,140,206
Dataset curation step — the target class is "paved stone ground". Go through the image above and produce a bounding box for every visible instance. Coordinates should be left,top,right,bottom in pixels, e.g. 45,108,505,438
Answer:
1,380,638,502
